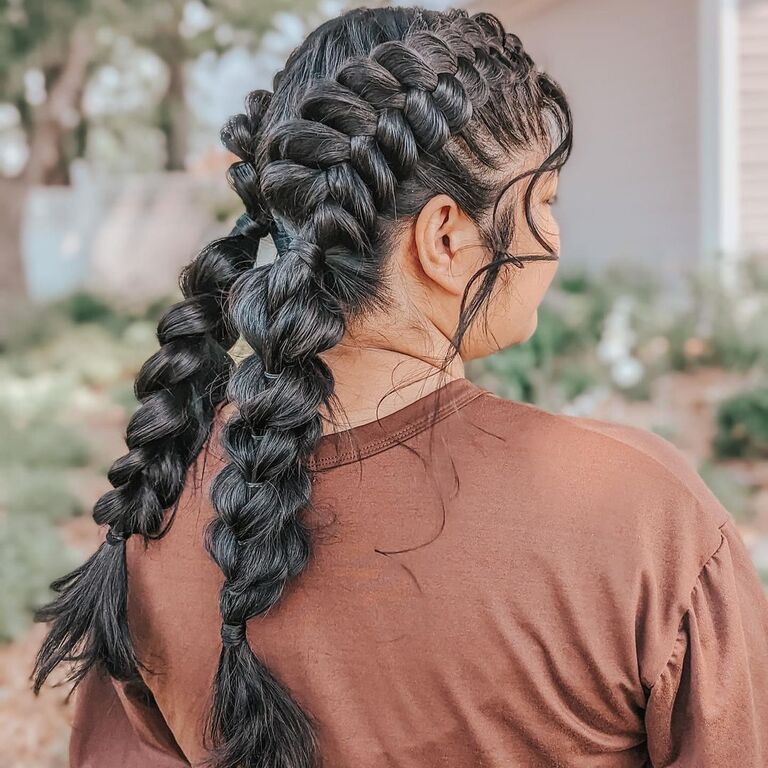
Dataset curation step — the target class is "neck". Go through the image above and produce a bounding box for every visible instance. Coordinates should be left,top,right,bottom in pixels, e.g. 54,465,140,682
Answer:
319,339,465,435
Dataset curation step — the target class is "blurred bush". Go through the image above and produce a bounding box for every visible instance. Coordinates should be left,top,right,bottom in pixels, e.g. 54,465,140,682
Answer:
0,404,91,642
664,261,768,373
0,416,88,641
470,264,651,407
0,515,78,642
0,409,91,467
1,468,84,521
713,386,768,459
2,257,768,641
472,255,768,411
697,459,755,523
0,291,166,643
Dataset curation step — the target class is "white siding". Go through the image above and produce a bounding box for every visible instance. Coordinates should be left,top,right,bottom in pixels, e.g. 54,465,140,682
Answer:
739,0,768,254
469,0,701,280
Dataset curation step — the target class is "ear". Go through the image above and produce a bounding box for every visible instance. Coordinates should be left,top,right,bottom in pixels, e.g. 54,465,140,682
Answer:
413,194,482,297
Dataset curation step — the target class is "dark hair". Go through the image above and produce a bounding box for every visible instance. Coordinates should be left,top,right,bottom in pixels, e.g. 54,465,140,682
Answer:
32,7,571,767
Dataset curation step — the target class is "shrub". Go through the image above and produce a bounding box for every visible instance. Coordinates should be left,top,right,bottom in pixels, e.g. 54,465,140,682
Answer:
58,292,116,326
0,410,91,468
0,469,83,521
713,387,768,459
0,514,78,643
558,362,598,402
558,269,591,294
480,343,538,403
529,303,584,360
697,460,755,523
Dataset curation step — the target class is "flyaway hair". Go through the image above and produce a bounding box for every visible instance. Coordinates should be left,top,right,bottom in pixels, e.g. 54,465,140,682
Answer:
31,8,572,768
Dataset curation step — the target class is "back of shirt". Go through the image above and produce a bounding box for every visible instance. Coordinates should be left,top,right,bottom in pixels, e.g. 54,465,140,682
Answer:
69,377,768,767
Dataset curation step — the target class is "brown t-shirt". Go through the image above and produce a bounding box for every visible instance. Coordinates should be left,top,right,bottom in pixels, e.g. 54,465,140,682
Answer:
69,377,768,767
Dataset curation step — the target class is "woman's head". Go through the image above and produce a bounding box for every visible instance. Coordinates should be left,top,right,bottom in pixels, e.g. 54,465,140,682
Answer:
32,7,571,768
231,7,571,372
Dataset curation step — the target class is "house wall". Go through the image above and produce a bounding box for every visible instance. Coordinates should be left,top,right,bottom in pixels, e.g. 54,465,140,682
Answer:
21,167,224,301
739,0,768,255
470,0,701,281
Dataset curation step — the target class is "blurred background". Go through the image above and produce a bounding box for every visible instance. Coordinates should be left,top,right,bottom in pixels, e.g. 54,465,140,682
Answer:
1,0,767,765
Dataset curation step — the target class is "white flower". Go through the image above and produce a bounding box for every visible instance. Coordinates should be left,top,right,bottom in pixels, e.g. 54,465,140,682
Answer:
611,357,644,389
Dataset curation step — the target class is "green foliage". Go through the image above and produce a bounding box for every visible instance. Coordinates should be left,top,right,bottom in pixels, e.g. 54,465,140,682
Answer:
697,459,755,523
109,379,140,416
662,267,768,374
462,257,768,419
59,291,116,325
0,0,90,89
0,291,171,643
142,294,171,324
0,468,83,521
0,329,97,643
529,303,584,360
709,306,768,371
1,0,330,178
558,362,598,402
1,293,164,401
664,313,700,372
481,343,538,403
713,387,768,459
474,274,610,406
0,409,91,468
0,303,62,356
1,291,169,367
0,514,78,642
55,290,175,337
53,291,150,337
558,269,591,294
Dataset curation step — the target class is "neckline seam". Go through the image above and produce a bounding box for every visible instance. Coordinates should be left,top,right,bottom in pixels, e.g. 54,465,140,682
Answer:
309,386,487,471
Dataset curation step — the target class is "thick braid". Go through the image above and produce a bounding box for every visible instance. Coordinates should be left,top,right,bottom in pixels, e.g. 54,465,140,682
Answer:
201,22,524,768
31,6,572,764
203,131,349,768
31,93,274,693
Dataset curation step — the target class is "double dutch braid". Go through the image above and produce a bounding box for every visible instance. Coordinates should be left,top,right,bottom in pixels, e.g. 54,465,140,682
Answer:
31,90,274,691
32,8,572,768
204,10,569,768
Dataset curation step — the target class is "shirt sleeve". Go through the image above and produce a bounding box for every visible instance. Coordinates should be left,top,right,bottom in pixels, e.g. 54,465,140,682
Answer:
644,518,768,767
69,663,190,768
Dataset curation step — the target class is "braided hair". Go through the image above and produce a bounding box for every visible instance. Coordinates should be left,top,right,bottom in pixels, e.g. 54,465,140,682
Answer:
30,88,273,689
32,8,572,768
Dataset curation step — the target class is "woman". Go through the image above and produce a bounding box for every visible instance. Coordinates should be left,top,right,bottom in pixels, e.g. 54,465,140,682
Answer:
32,7,768,767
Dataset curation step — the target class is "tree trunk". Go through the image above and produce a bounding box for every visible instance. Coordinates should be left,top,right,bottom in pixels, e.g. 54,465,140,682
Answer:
0,178,28,303
162,54,189,171
24,26,91,186
2,26,90,302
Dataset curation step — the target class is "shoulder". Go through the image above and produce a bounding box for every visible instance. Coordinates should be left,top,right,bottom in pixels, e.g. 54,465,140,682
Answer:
463,387,730,615
560,409,732,531
466,387,731,534
465,387,735,685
